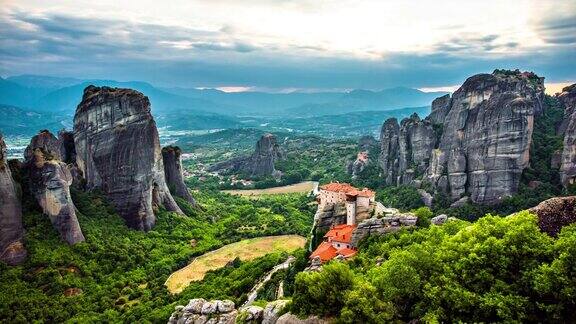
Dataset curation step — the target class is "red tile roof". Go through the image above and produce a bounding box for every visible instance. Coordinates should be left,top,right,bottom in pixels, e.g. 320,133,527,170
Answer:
337,248,357,258
324,224,356,244
319,182,375,198
310,242,338,262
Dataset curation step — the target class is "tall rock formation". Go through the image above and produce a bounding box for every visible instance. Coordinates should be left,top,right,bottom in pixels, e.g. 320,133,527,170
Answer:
162,146,196,205
557,84,576,187
379,114,436,185
245,133,283,177
24,130,85,244
0,134,27,265
379,70,545,204
209,133,284,178
73,86,182,230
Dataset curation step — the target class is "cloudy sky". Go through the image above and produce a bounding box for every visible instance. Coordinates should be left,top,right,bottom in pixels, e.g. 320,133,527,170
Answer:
0,0,575,92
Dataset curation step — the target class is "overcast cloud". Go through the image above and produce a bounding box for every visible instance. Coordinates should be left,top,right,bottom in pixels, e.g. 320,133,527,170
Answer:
0,0,574,90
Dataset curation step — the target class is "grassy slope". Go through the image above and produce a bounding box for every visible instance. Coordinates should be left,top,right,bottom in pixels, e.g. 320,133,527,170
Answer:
165,235,306,293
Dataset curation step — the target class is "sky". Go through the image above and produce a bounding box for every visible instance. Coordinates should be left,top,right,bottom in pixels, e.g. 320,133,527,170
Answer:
0,0,575,93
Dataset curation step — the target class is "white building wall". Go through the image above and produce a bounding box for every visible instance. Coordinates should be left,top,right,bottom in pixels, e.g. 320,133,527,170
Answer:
357,196,371,208
346,201,356,225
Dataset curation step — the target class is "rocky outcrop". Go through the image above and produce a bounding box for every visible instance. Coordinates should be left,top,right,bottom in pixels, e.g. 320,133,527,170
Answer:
262,300,289,324
170,298,292,324
58,130,84,188
58,130,76,164
529,196,576,236
379,70,545,205
0,133,27,265
346,151,369,179
239,306,264,322
209,133,283,178
276,313,330,324
427,94,451,124
427,70,543,204
162,146,196,205
557,84,576,187
73,86,182,230
248,134,283,177
168,299,237,324
313,203,347,231
351,213,417,246
24,130,85,245
379,114,436,186
431,214,448,225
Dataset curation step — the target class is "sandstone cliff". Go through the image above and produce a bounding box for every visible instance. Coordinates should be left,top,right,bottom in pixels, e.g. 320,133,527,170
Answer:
162,146,196,205
24,130,85,244
379,70,545,204
557,84,576,187
379,114,436,186
73,85,182,230
209,133,283,178
0,133,27,265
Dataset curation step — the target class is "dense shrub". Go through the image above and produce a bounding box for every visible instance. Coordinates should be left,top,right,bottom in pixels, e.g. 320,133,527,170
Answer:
291,212,576,323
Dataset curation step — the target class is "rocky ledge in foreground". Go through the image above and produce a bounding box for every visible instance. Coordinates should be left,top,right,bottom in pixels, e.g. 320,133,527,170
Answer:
529,196,576,236
0,133,27,265
169,298,326,324
24,130,85,245
73,85,182,230
162,146,196,205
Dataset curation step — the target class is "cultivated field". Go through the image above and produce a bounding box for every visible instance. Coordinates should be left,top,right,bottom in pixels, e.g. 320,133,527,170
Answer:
165,235,307,294
222,181,318,197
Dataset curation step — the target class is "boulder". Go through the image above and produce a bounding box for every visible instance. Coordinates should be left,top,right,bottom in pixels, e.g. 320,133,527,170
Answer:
73,86,182,230
169,299,237,324
418,189,434,207
529,196,576,236
351,213,417,246
450,196,470,208
162,146,196,206
276,313,329,324
431,214,448,225
216,300,235,313
241,306,264,322
0,134,27,265
24,130,85,245
262,300,289,324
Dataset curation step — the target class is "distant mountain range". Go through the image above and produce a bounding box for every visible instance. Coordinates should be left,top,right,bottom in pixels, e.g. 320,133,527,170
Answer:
0,74,447,135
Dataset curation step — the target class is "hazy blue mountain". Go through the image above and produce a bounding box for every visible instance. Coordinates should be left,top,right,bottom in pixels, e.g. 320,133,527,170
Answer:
163,85,446,116
163,87,340,115
285,88,447,116
0,77,51,108
1,74,447,130
0,104,70,136
7,75,84,91
33,80,242,114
